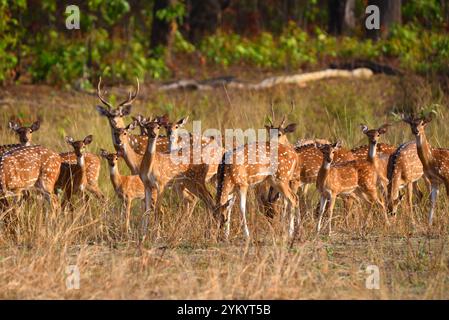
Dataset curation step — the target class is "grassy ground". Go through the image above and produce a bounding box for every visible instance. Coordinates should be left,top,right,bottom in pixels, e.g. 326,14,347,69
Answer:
0,74,449,299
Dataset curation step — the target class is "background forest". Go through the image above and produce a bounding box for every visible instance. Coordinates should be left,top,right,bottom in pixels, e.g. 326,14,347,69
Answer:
0,0,448,87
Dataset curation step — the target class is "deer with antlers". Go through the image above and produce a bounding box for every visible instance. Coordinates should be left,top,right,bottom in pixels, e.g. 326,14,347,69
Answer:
139,118,216,235
96,77,164,155
316,138,389,235
0,120,41,155
401,114,449,225
100,149,145,232
0,144,61,210
55,135,93,208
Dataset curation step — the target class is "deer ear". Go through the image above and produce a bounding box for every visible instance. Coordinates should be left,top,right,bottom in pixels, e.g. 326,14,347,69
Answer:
120,105,132,116
116,149,125,158
423,114,434,124
283,123,297,133
360,124,369,134
177,116,189,126
99,149,108,158
127,121,137,131
8,121,20,132
378,123,390,134
83,135,93,145
65,136,74,144
30,120,41,132
96,105,110,116
333,141,342,149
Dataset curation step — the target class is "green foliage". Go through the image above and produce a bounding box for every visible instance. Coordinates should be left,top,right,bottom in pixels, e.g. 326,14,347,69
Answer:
0,1,448,86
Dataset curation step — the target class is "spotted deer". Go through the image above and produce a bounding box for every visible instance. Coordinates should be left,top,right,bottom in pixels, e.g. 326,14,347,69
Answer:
387,141,428,215
58,152,103,200
139,118,216,235
215,125,300,240
316,141,389,235
100,149,145,232
255,116,298,219
95,77,164,155
0,145,62,210
402,114,449,225
358,124,392,189
0,120,41,154
55,135,93,208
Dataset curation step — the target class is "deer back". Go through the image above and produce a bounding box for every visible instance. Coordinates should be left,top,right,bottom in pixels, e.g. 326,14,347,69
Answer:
0,145,61,194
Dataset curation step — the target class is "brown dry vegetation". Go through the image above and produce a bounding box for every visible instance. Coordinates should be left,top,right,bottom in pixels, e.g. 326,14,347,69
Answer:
0,74,449,299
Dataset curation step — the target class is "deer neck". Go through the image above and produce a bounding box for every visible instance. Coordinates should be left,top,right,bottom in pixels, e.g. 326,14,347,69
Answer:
76,153,86,191
317,159,331,189
367,141,377,164
415,131,433,170
121,136,142,175
141,134,158,181
109,165,122,191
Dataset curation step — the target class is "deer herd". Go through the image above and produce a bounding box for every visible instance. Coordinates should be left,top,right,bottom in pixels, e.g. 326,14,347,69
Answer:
0,78,448,240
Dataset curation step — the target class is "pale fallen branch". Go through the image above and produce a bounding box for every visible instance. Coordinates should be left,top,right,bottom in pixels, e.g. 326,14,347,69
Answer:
158,68,373,91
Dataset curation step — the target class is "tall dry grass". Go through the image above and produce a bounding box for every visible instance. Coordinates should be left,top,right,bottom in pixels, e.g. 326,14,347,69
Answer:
0,75,449,299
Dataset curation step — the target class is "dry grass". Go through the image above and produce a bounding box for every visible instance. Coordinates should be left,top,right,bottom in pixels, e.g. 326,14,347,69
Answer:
0,75,449,299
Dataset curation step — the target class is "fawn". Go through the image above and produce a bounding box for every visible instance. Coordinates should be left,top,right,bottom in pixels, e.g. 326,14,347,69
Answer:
55,135,93,208
316,141,389,235
100,149,145,232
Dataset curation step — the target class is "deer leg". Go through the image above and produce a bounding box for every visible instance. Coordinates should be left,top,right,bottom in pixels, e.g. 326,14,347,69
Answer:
187,182,215,212
406,182,415,225
327,195,337,236
429,184,439,226
238,185,250,239
224,195,236,240
125,198,131,233
317,195,328,233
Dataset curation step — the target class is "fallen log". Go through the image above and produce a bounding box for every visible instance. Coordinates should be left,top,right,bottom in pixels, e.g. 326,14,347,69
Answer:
158,68,373,91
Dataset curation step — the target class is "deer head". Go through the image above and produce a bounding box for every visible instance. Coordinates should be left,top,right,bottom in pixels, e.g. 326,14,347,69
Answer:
360,123,390,145
100,148,124,168
160,115,189,151
96,77,140,124
401,113,433,136
111,120,138,148
316,141,342,164
265,101,297,144
8,119,41,146
65,135,93,158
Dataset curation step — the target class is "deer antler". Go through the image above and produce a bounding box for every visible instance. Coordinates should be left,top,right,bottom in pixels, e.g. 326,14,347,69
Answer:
97,77,113,109
118,77,140,107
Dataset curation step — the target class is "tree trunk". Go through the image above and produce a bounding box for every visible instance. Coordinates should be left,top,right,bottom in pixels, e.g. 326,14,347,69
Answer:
328,0,356,35
366,0,402,40
187,0,231,43
150,0,174,49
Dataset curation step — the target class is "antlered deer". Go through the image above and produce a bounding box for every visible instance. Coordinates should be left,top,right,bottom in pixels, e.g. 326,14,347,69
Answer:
100,149,145,232
402,114,449,225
